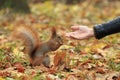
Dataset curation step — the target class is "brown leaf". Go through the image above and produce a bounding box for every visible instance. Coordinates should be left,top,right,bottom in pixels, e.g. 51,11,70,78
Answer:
0,71,11,77
60,52,66,60
65,74,77,80
31,71,36,77
80,50,87,55
54,53,61,67
4,62,11,69
13,62,25,73
48,67,58,74
80,60,92,66
46,75,52,80
54,52,66,67
96,68,106,74
20,75,32,80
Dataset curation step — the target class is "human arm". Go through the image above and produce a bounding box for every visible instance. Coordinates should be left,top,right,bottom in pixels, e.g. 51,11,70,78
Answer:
94,16,120,39
66,17,120,40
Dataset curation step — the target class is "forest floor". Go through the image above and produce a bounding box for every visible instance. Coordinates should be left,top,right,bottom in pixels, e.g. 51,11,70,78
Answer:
0,1,120,80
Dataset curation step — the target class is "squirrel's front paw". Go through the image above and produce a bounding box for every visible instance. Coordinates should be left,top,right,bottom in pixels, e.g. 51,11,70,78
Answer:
42,55,50,68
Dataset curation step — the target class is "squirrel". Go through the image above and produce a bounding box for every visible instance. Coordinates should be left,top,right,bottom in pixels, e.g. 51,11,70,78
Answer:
10,25,63,67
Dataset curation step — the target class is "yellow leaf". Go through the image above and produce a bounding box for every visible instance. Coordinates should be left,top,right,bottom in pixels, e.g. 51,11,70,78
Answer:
0,77,5,80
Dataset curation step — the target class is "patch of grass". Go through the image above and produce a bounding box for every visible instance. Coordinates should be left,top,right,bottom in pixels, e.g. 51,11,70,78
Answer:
108,59,120,71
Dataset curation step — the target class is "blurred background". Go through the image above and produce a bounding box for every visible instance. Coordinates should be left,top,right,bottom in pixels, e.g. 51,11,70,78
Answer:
0,0,120,79
0,0,120,28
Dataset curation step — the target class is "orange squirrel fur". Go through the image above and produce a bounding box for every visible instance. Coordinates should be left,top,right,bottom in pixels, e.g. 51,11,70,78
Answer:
10,25,63,67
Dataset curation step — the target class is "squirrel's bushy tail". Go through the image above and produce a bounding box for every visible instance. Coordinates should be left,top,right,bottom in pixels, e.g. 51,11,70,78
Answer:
10,25,39,54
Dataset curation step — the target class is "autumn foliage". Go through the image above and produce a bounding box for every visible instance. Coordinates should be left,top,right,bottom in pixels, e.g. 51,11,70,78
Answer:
0,0,120,80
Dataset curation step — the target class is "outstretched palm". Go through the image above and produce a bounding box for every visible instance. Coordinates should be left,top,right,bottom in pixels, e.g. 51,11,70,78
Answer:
66,25,94,40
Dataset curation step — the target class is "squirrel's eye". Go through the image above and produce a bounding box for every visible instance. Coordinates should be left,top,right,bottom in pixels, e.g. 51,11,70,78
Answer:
58,36,61,39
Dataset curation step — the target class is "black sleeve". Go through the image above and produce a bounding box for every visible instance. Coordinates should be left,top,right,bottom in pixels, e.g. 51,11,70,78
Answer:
94,17,120,39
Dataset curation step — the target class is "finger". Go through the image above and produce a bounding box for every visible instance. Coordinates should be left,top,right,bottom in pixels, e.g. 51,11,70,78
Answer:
65,32,77,38
66,32,83,40
70,34,81,39
71,25,88,31
65,33,73,37
71,26,80,31
65,34,79,39
70,36,80,40
70,33,87,40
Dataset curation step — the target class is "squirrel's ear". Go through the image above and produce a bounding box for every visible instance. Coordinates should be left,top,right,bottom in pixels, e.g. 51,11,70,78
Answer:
51,27,57,38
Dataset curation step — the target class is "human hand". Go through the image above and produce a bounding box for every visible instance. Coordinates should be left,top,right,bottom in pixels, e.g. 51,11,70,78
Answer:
65,25,94,40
